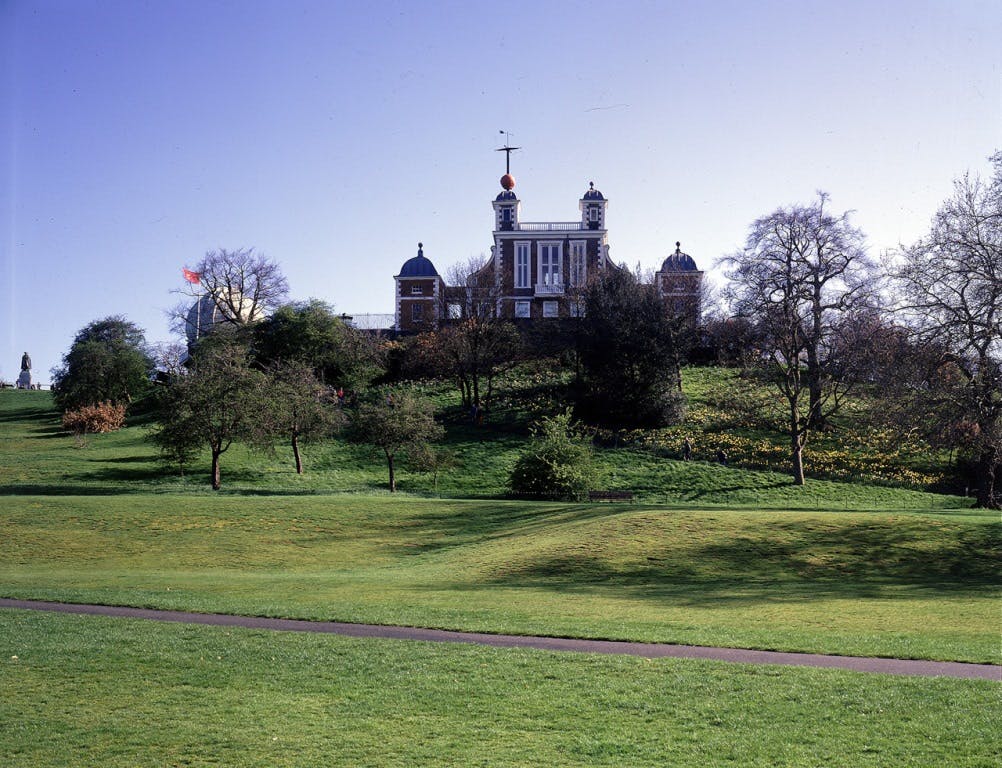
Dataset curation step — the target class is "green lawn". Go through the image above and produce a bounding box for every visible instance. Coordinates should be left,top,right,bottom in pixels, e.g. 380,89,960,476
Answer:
1,494,996,662
1,609,998,768
1,387,999,762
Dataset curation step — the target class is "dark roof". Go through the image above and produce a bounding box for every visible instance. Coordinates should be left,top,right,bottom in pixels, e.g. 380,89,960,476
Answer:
495,190,517,201
660,242,699,272
398,243,439,277
582,181,604,200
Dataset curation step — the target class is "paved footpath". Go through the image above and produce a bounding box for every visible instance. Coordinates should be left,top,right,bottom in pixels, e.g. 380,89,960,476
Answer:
2,598,998,681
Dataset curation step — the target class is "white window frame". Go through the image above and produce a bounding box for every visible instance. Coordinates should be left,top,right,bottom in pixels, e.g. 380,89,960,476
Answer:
411,303,423,322
515,241,530,288
447,302,462,319
569,299,586,318
538,241,562,288
410,285,423,295
514,300,531,318
569,241,587,287
589,206,600,223
542,300,559,318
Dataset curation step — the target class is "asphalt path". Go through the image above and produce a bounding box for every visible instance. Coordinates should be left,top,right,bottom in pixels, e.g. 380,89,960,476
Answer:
2,598,998,681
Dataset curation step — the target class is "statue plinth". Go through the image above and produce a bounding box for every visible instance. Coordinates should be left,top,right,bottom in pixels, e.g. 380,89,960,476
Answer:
16,370,32,389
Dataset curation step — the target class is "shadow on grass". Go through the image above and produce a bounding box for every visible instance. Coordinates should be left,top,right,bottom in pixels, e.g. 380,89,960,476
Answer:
383,502,640,557
0,407,56,424
461,519,1001,604
0,484,154,496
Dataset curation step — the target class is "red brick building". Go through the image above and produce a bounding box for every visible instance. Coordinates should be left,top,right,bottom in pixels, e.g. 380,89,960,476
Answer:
393,172,703,332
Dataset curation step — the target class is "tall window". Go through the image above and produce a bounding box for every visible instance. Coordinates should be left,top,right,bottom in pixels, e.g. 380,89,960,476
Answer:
515,242,530,288
570,242,586,287
412,303,423,322
539,243,561,287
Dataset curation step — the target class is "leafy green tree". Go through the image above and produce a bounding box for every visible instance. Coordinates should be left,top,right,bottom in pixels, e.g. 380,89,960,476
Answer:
253,300,383,391
352,388,444,492
52,316,154,412
258,360,345,474
575,269,685,429
151,340,266,490
508,411,593,500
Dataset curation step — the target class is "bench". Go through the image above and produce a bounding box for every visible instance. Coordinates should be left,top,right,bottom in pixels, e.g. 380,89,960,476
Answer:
588,490,634,502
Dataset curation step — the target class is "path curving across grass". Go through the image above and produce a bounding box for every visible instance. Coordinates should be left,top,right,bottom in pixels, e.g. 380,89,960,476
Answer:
2,494,997,663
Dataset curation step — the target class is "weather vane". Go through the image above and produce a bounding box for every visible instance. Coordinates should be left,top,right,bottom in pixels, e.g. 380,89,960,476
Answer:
496,130,520,175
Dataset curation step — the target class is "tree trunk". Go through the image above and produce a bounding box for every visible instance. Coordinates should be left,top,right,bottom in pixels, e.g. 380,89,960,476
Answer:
975,448,999,509
292,431,303,475
791,439,805,486
790,402,805,486
805,345,825,431
386,450,396,492
211,447,222,490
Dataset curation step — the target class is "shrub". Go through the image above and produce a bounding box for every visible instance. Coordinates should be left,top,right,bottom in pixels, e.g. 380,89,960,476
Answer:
508,411,593,500
61,401,127,435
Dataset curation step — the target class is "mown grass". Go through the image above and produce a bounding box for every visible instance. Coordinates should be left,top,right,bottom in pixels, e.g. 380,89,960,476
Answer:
1,609,998,768
1,494,997,662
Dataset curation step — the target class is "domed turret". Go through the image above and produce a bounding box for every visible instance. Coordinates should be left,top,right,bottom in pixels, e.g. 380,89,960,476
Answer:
394,243,445,333
397,243,439,277
580,181,607,229
660,242,699,272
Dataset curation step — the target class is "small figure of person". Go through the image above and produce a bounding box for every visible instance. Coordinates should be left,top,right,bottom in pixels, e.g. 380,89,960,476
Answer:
716,448,728,466
682,438,693,461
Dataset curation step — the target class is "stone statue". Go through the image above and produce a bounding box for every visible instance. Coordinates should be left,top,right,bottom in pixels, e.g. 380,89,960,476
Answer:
17,352,33,389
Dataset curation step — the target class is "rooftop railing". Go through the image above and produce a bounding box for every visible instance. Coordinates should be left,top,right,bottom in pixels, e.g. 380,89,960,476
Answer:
516,222,584,231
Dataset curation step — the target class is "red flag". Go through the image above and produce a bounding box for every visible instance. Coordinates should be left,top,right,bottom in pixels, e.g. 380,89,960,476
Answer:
182,268,201,284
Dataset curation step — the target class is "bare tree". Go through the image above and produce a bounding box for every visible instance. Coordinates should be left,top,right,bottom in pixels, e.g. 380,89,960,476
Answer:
892,152,1001,508
172,248,289,340
723,193,872,484
437,255,520,417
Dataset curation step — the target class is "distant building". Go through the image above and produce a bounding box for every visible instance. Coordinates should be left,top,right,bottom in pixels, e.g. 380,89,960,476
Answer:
480,177,619,321
655,241,704,326
393,164,703,333
394,243,446,333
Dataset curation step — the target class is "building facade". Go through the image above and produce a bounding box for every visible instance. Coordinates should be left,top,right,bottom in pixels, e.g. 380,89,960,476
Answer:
393,171,703,333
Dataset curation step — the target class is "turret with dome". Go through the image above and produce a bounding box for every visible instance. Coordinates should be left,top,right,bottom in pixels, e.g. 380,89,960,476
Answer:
654,241,703,323
394,243,445,332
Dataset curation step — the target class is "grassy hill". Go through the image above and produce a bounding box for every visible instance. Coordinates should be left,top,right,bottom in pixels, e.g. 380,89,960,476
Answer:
1,382,999,766
0,385,974,509
1,388,997,663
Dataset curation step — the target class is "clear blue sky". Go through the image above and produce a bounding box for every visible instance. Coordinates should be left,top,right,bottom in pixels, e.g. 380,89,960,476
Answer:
2,0,999,383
